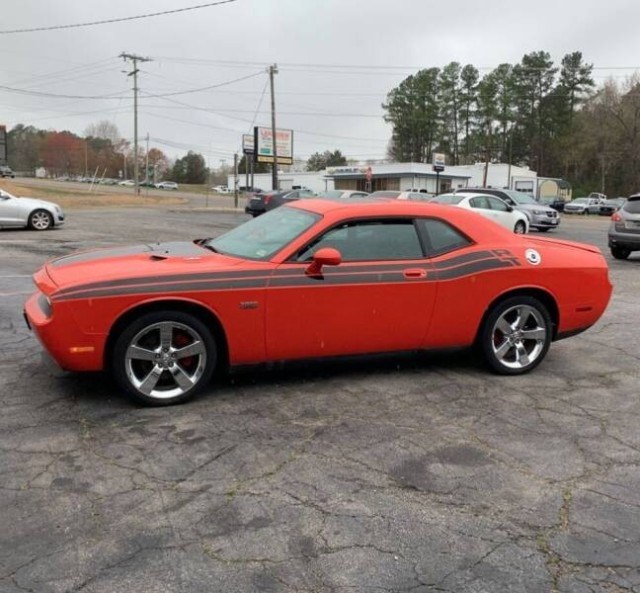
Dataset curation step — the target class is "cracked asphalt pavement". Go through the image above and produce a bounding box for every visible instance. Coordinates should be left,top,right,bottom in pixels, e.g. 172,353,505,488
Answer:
1,203,639,592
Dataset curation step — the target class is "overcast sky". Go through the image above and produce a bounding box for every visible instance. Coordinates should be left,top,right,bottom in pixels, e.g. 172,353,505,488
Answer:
2,0,640,167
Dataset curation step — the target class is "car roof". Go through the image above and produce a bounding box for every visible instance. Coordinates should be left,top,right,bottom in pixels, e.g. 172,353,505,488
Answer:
286,198,522,243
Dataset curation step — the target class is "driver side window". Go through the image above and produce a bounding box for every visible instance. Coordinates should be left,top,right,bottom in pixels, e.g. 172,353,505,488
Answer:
295,219,424,262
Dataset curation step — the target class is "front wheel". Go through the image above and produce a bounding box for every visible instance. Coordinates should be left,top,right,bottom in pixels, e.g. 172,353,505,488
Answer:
513,220,527,234
480,296,552,375
611,246,631,260
28,209,53,230
112,311,217,405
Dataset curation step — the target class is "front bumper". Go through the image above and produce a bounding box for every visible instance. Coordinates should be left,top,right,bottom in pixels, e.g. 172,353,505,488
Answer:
24,291,104,371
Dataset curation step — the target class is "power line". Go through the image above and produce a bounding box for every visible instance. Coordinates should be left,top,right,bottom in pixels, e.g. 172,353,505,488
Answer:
140,70,264,98
0,69,264,101
0,0,239,34
0,84,129,100
150,55,640,72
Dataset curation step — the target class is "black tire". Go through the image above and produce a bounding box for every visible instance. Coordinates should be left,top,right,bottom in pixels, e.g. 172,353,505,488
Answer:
112,310,217,406
514,221,527,234
480,296,552,375
28,209,53,231
611,246,631,260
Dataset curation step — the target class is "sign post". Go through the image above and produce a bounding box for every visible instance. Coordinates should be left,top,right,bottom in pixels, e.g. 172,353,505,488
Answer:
432,152,445,195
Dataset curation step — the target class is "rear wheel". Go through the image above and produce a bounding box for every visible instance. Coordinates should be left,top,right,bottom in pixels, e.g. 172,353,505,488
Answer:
480,296,552,375
28,209,53,230
514,220,527,234
611,246,631,260
112,311,217,406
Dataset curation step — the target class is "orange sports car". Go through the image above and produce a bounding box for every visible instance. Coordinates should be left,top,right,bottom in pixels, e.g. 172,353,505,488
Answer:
24,199,612,406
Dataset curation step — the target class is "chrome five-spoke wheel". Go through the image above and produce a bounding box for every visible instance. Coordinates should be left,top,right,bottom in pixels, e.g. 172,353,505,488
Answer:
29,209,53,231
480,296,552,375
113,311,216,405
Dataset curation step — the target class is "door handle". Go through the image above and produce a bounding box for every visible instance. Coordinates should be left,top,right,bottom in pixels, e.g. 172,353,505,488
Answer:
403,268,427,279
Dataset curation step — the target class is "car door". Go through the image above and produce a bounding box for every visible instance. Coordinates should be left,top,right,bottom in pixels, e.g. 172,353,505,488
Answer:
0,191,22,226
264,217,437,360
468,196,499,225
486,196,516,230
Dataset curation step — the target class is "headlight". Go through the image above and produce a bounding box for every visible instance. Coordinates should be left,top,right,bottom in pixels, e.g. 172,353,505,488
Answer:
533,210,546,215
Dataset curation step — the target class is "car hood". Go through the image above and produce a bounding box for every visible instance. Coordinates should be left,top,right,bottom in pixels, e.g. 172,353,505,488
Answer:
14,196,60,210
38,241,251,295
515,203,554,212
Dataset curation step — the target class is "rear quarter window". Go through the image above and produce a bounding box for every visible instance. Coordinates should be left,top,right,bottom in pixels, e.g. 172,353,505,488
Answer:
623,199,640,214
418,218,473,257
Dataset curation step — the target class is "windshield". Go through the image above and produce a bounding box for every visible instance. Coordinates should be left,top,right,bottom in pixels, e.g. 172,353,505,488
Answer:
206,206,320,260
572,198,588,204
503,190,537,205
431,193,463,204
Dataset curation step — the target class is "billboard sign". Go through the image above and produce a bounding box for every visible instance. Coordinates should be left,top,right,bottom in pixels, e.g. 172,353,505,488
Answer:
0,125,7,165
242,134,255,155
254,127,293,165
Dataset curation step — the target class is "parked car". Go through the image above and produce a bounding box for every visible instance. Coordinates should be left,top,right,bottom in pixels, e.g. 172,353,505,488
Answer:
608,194,640,259
454,188,560,232
0,166,15,178
564,197,601,214
155,181,178,190
430,192,529,234
316,190,370,199
244,188,315,217
369,190,403,199
139,180,157,188
538,196,566,212
598,197,626,216
0,188,65,230
118,180,135,187
212,185,231,193
588,192,607,202
24,199,612,406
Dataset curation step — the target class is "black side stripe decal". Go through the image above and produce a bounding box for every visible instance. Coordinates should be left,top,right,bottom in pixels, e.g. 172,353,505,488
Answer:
51,256,518,302
52,249,509,298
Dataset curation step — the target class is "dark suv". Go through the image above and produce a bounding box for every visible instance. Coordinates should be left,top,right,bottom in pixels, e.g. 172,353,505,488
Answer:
0,165,15,178
455,188,560,232
608,194,640,259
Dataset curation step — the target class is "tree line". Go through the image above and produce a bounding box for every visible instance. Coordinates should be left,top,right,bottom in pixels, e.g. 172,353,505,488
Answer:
383,51,640,196
4,121,213,185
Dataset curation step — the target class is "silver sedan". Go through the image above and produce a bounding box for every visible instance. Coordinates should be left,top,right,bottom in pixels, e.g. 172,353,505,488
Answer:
0,189,65,230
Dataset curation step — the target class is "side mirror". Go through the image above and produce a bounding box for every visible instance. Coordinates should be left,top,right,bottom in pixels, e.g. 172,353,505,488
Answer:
506,205,513,212
305,247,342,276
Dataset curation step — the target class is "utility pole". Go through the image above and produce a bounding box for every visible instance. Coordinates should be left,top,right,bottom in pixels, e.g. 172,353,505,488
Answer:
120,52,151,196
234,152,239,209
145,132,150,183
269,63,278,190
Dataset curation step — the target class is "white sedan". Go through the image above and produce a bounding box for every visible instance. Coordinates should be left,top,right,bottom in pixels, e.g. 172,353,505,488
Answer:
431,192,529,234
155,181,178,190
0,188,65,230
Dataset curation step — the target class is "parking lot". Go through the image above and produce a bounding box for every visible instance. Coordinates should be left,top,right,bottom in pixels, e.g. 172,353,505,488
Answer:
2,203,640,593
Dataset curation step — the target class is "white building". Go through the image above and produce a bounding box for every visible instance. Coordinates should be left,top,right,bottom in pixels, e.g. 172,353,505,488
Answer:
449,163,538,193
228,162,569,198
229,170,333,193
